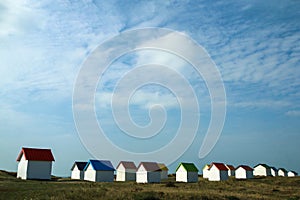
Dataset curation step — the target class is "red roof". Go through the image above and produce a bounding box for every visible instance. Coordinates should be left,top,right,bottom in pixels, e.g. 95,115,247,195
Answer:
238,165,253,171
226,165,235,170
16,147,55,161
209,162,228,171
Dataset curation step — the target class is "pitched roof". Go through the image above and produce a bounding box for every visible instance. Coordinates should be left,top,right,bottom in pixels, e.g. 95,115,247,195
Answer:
116,161,137,170
278,168,287,173
84,160,115,171
226,165,235,170
270,167,278,171
254,163,270,169
237,165,253,171
71,162,88,171
158,163,169,171
176,162,199,172
138,162,162,172
202,164,211,170
209,163,228,171
288,171,298,175
16,147,55,161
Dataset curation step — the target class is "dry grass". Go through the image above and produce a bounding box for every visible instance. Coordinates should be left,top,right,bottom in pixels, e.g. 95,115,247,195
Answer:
0,171,299,200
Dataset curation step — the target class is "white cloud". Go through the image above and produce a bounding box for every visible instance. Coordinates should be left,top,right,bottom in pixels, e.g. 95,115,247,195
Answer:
0,0,126,105
0,0,44,36
130,90,177,109
285,110,300,117
96,89,178,110
232,100,291,109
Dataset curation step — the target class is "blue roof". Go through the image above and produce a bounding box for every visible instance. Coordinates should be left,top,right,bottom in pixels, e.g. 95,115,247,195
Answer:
84,160,115,171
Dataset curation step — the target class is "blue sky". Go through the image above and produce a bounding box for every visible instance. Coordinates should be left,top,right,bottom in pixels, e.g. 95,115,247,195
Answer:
0,0,299,176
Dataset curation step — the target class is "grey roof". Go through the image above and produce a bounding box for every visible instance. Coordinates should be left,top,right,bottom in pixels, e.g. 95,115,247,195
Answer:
116,161,137,170
138,162,162,172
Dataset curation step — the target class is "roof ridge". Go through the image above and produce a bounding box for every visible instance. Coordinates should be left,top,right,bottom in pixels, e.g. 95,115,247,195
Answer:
84,159,115,171
16,147,55,162
176,162,198,172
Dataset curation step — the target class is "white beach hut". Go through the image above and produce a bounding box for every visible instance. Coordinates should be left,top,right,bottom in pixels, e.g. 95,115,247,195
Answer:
136,162,161,183
84,160,115,182
235,165,253,179
288,171,298,177
176,162,199,183
278,168,288,177
270,167,278,177
208,162,228,181
253,164,272,176
71,161,87,180
116,161,137,181
16,147,55,180
202,164,210,179
226,164,235,176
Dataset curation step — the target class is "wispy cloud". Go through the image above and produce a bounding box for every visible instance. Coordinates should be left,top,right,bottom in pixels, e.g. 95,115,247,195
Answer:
285,110,300,117
232,100,292,109
0,0,300,175
0,0,43,36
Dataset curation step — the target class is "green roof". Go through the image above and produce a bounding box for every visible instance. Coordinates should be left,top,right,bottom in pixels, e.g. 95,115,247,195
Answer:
176,162,198,172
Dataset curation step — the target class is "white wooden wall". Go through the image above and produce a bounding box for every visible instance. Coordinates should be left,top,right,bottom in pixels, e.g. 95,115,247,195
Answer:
202,167,210,179
236,168,246,179
71,167,84,180
84,165,96,182
116,168,136,181
17,155,28,179
208,165,228,181
176,165,188,182
136,171,148,183
254,165,271,176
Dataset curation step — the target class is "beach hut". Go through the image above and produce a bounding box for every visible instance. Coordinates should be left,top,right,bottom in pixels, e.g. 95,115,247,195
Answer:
253,164,272,176
278,168,288,177
71,161,87,180
116,161,137,181
270,167,278,177
176,162,199,183
158,163,169,180
287,171,298,177
84,160,115,182
226,164,235,176
16,147,55,180
208,162,228,181
235,165,253,179
202,164,210,179
136,162,161,183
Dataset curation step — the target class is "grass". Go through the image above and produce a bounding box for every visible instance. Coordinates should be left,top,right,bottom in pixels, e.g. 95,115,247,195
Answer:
0,171,300,200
